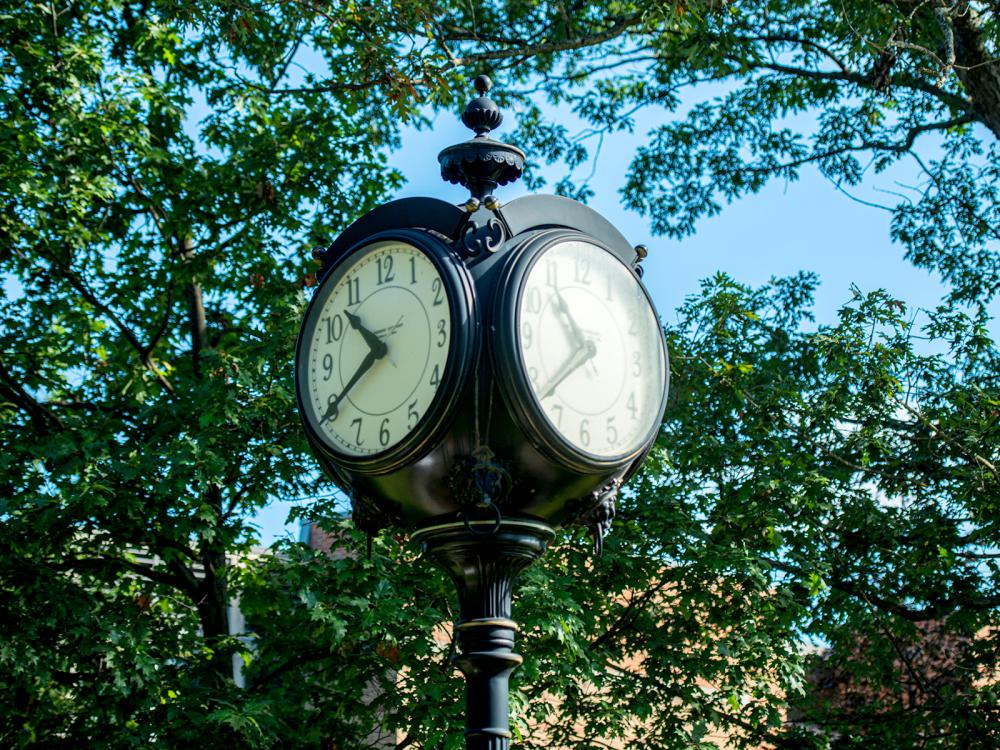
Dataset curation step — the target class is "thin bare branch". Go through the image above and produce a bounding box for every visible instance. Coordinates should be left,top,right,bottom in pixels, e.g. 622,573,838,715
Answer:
448,15,642,68
53,263,175,395
0,359,64,432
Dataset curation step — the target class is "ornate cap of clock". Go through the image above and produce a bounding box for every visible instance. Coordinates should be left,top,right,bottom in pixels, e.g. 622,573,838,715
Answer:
295,75,669,750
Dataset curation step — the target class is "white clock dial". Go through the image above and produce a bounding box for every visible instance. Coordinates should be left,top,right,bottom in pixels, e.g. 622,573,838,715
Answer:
301,240,451,456
517,239,666,459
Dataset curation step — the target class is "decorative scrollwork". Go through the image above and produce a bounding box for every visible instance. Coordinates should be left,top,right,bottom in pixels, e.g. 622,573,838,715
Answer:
577,477,622,557
450,446,513,536
458,217,505,257
450,446,512,508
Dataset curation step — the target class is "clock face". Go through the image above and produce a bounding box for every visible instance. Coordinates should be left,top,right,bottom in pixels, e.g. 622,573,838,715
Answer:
298,239,453,457
515,238,667,460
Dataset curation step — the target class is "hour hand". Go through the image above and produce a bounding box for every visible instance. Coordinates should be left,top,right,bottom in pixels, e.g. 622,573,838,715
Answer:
552,289,586,348
345,310,387,356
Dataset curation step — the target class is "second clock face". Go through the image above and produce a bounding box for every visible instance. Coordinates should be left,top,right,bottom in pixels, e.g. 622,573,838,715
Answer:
299,240,452,457
516,239,667,460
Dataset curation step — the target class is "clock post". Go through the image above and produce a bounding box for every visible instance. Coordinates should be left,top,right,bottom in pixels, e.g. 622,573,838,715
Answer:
295,75,669,749
414,519,554,749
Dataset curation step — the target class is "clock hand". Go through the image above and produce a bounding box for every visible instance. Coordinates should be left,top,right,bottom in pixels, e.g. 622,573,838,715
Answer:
318,312,390,425
345,310,386,354
552,289,587,348
537,339,597,400
319,346,386,424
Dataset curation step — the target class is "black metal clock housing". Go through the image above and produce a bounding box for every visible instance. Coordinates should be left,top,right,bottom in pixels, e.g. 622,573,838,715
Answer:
295,228,477,476
492,228,669,475
296,191,666,530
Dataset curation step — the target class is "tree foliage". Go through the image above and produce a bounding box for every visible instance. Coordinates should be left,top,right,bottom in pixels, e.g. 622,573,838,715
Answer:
1,1,998,748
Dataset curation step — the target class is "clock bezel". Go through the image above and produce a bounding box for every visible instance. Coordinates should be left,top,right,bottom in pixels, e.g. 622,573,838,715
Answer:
295,229,478,475
492,229,669,473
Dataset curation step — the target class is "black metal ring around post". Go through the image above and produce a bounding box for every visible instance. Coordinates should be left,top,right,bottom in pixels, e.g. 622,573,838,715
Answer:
412,518,556,750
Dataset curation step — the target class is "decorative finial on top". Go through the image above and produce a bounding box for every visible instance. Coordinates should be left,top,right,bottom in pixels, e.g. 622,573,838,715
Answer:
461,75,503,137
439,75,525,201
474,74,491,95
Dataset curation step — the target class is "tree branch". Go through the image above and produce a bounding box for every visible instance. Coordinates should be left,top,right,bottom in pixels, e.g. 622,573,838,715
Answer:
446,15,642,68
248,647,335,692
735,113,975,176
52,262,175,395
588,577,673,651
141,277,175,359
761,555,1000,621
749,60,974,114
112,555,195,592
44,554,196,596
252,73,395,96
893,396,1000,481
180,237,207,380
0,358,63,433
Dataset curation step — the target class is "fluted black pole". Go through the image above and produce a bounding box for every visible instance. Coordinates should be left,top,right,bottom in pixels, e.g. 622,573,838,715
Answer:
413,518,555,749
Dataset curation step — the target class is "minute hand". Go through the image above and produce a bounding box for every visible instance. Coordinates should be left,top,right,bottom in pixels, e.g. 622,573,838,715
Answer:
537,340,597,400
319,347,384,424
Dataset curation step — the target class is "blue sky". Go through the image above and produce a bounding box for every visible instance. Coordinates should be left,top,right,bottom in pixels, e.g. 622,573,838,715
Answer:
252,95,960,546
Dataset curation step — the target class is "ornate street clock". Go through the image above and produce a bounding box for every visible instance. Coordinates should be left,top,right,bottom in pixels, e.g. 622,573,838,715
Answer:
494,230,668,473
294,76,669,750
296,231,475,474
